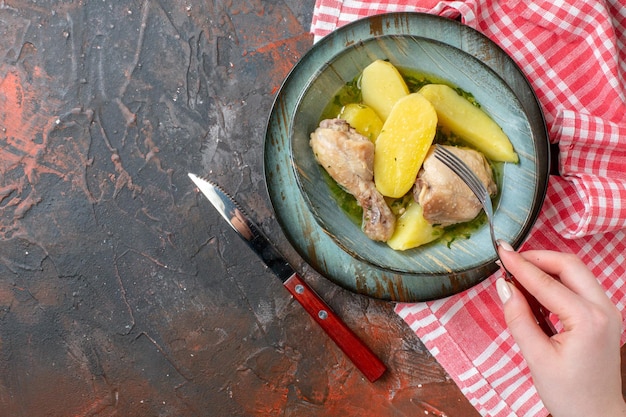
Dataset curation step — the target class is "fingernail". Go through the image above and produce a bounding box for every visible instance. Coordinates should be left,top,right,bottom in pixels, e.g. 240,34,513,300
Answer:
497,240,514,252
496,278,512,303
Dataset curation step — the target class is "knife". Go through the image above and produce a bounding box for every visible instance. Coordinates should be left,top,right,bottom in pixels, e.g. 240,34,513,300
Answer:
188,173,387,382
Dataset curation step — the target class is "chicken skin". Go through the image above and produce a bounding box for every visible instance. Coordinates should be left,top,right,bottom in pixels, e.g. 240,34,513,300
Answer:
310,119,396,242
415,145,497,226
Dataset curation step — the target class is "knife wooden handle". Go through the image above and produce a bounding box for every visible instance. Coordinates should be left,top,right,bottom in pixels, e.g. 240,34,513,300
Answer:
284,272,387,382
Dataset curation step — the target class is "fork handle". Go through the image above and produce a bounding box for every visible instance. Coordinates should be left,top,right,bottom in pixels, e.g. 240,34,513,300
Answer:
506,273,558,336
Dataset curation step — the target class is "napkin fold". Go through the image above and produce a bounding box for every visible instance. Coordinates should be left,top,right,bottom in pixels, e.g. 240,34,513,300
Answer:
311,1,626,416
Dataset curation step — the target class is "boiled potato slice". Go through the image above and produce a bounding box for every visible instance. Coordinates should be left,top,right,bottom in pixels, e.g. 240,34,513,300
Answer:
374,93,438,198
419,84,518,163
387,200,443,250
361,60,409,121
338,103,383,141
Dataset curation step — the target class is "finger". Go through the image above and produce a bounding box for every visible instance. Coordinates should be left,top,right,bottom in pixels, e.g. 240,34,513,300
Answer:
497,278,553,360
498,246,581,315
518,250,610,306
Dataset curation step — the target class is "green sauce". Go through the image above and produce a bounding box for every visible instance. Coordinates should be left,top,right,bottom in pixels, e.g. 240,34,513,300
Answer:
322,169,363,226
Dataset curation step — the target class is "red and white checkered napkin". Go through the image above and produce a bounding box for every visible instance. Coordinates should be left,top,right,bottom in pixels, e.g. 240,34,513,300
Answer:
312,1,626,416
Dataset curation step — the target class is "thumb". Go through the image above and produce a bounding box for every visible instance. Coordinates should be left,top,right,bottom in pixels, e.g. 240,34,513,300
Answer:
496,278,551,358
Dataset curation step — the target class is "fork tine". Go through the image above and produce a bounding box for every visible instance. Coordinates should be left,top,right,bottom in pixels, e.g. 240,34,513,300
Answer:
433,144,496,248
434,146,480,191
433,145,489,203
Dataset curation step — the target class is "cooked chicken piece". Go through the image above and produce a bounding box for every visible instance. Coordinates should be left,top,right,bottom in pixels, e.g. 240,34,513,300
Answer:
415,145,497,226
310,119,396,241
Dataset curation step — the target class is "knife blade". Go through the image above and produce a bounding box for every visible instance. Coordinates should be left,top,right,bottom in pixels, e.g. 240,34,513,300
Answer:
188,173,386,382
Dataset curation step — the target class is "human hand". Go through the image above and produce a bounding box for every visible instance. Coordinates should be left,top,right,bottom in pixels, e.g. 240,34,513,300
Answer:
496,242,626,417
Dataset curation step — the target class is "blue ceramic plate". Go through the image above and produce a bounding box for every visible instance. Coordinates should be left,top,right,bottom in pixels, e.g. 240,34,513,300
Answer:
264,13,549,302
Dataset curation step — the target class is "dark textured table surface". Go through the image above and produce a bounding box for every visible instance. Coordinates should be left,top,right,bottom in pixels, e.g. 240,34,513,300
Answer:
1,1,625,416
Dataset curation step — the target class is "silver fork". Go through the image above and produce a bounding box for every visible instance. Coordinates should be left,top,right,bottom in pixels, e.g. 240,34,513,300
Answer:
433,144,557,336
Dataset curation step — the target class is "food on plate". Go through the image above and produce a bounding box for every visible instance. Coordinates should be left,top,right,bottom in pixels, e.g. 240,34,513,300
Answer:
338,103,383,141
415,145,497,226
373,93,438,198
387,199,443,250
361,59,409,121
310,118,396,241
418,84,518,163
310,61,510,250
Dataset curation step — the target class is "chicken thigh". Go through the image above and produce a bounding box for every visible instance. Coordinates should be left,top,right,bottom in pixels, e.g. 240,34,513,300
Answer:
310,119,396,242
415,145,497,226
